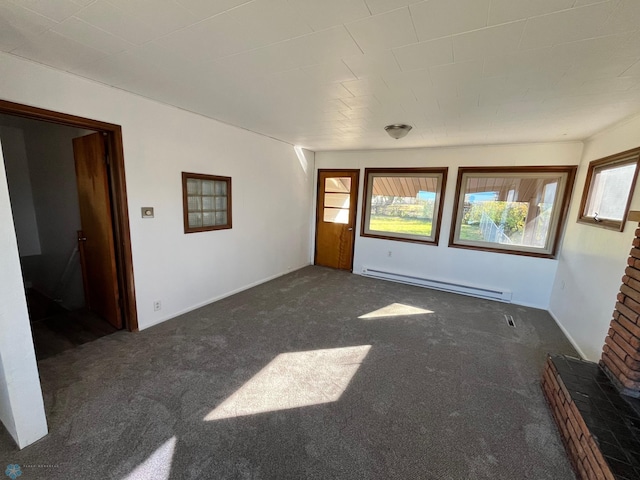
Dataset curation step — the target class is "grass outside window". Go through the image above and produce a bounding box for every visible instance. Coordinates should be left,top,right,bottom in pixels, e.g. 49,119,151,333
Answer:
361,168,447,245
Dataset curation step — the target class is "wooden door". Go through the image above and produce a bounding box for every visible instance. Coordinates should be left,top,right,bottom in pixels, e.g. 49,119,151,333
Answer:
315,170,359,270
73,133,122,329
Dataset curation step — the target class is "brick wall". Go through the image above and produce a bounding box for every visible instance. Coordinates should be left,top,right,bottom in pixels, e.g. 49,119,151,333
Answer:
601,226,640,398
541,358,615,480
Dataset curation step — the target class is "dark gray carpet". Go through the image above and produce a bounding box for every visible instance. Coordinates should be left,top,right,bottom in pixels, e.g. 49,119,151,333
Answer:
0,266,577,479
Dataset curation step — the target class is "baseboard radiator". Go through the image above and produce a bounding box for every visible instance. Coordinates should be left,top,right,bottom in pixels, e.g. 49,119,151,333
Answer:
360,267,512,302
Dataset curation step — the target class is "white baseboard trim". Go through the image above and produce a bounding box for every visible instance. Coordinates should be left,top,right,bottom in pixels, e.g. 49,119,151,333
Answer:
139,264,311,330
548,309,587,360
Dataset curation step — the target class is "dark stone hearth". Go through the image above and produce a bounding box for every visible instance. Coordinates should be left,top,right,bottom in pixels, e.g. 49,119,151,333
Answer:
544,355,640,480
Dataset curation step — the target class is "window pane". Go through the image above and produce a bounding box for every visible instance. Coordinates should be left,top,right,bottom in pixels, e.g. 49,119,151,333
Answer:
366,175,440,239
324,208,349,224
452,169,574,256
188,212,202,227
201,180,215,195
188,195,201,211
214,181,227,195
585,162,636,221
459,176,560,249
187,179,201,195
215,211,227,225
215,196,227,210
325,177,351,193
202,212,215,226
202,196,215,211
324,193,350,208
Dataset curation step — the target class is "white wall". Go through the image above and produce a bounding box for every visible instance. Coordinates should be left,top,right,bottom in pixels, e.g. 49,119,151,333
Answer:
0,138,48,448
549,113,640,361
0,125,41,257
316,142,583,308
0,52,314,447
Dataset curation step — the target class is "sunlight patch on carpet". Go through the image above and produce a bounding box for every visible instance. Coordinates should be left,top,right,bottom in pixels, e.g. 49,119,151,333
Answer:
204,345,371,421
122,436,176,480
358,303,433,319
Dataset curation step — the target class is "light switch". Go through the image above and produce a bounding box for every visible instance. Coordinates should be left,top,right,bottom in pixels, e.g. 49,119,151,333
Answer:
142,207,154,218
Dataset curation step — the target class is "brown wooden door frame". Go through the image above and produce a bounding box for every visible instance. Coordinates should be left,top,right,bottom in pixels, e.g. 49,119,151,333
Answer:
0,99,138,331
314,168,360,271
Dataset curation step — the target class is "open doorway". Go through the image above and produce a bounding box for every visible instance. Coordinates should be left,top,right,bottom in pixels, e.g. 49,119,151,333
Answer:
0,100,137,360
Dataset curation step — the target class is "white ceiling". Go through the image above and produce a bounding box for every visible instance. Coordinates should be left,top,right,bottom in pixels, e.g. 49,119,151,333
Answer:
2,0,640,151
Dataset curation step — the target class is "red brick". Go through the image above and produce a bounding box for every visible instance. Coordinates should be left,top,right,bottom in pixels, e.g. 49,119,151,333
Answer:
559,380,572,404
569,403,591,438
543,365,555,384
630,247,640,260
624,274,640,294
601,350,622,378
576,457,589,480
586,437,608,472
625,356,640,371
617,314,640,337
624,294,640,314
611,333,640,361
543,381,555,405
604,350,640,382
633,237,640,248
621,284,640,303
615,301,639,323
610,321,640,348
569,426,586,459
619,374,640,391
583,459,596,480
605,336,629,363
625,266,640,282
557,411,569,440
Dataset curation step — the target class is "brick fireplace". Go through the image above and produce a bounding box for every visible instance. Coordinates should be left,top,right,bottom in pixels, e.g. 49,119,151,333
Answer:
542,222,640,480
601,229,640,398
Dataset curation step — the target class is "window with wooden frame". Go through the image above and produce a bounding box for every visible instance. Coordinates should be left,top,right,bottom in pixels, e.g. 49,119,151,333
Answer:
449,166,576,258
577,148,640,232
361,168,447,245
182,172,232,233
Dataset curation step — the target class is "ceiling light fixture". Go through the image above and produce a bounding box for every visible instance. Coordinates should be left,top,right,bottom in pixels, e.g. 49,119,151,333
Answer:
385,124,412,139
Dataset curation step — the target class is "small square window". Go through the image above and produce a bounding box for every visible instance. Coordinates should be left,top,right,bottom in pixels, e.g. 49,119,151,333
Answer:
182,172,232,233
578,148,640,232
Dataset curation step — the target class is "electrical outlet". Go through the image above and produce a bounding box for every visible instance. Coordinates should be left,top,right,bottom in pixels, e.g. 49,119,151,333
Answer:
153,300,161,311
388,250,392,257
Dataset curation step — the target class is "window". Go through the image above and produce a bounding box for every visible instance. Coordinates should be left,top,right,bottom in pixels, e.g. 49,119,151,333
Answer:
577,148,640,232
449,167,576,258
182,172,232,233
323,176,353,224
361,168,447,245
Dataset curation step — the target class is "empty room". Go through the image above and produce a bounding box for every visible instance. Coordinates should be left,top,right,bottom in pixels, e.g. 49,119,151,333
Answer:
1,1,640,479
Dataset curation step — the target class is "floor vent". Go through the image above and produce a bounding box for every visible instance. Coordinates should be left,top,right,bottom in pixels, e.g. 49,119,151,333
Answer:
360,267,512,302
505,314,516,327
